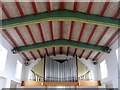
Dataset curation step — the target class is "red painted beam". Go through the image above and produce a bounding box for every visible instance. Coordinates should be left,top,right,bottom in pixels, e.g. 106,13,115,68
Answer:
53,47,56,56
78,23,86,42
67,47,70,56
87,25,97,43
2,29,18,47
73,48,77,57
45,48,49,56
69,21,74,41
26,25,38,59
30,51,36,60
74,23,86,57
79,49,85,58
60,47,63,54
112,8,120,19
37,50,43,58
60,21,63,39
104,30,120,47
26,25,36,44
67,21,74,56
37,23,45,43
100,0,110,16
86,51,93,60
86,0,93,15
0,3,11,20
14,0,25,18
49,21,54,41
60,2,64,11
108,32,120,46
37,23,49,56
31,0,38,15
14,27,27,46
85,25,97,60
59,21,63,54
21,52,29,61
93,52,101,61
46,2,51,13
95,27,109,45
49,21,55,55
73,0,78,13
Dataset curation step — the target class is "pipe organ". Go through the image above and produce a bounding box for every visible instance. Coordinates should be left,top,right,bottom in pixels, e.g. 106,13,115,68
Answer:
45,56,77,82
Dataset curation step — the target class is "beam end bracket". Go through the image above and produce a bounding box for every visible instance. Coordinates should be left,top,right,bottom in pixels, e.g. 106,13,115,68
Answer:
12,48,18,54
104,47,111,53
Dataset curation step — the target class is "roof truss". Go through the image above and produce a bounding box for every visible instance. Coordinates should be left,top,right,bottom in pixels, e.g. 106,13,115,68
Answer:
0,10,119,29
12,39,111,54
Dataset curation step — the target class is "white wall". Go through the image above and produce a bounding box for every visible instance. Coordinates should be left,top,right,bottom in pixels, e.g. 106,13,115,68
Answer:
22,58,41,81
0,34,25,88
78,58,98,80
97,38,119,88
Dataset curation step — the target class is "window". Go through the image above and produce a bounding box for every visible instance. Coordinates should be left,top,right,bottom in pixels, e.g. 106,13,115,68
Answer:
0,44,8,72
116,47,120,71
100,60,108,79
116,47,120,62
15,60,22,80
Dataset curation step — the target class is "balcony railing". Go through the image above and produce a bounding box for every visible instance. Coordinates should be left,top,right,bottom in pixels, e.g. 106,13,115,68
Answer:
29,70,92,82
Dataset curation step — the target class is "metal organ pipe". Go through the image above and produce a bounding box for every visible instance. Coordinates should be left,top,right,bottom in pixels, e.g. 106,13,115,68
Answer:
45,56,77,82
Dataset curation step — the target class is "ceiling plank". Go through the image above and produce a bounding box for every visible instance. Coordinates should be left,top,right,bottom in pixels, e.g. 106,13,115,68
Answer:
1,10,119,29
12,39,110,54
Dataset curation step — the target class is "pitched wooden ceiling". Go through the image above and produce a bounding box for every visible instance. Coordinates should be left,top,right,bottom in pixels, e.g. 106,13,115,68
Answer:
0,1,120,61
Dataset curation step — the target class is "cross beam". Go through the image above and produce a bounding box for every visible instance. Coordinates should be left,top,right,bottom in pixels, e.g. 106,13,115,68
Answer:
12,39,111,54
0,10,119,29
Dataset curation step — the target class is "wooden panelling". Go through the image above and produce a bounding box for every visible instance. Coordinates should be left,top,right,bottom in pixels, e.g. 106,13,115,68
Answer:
43,82,78,86
21,81,43,86
21,80,101,86
79,80,101,86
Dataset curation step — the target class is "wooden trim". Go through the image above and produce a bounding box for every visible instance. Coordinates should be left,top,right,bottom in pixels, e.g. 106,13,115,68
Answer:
21,81,101,86
76,55,78,81
78,80,101,86
21,81,43,86
43,82,79,86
